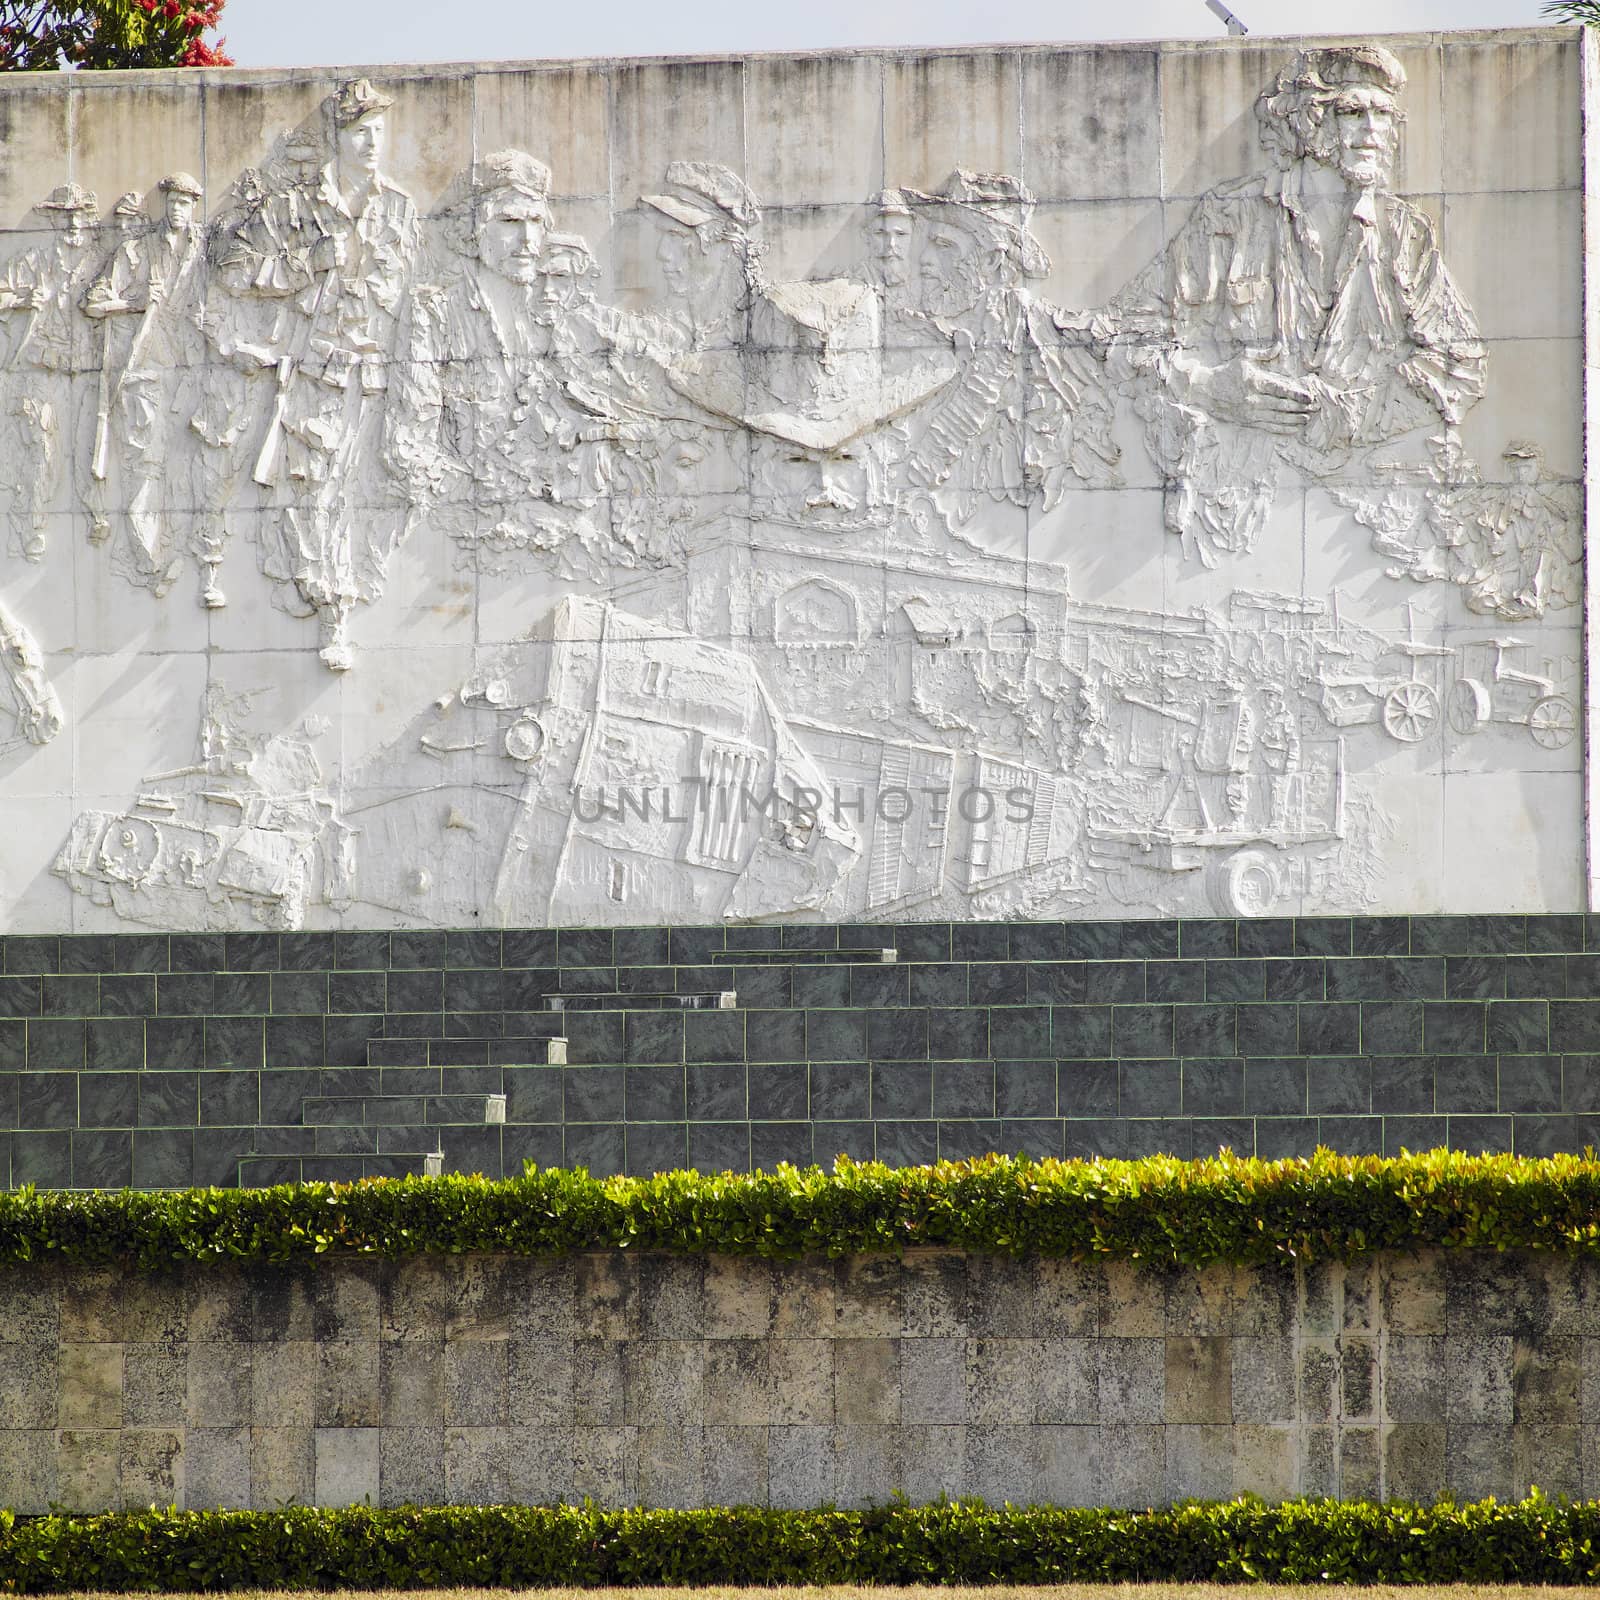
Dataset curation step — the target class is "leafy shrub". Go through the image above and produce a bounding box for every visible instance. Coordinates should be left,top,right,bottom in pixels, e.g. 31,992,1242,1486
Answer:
5,1495,1600,1592
4,1149,1600,1272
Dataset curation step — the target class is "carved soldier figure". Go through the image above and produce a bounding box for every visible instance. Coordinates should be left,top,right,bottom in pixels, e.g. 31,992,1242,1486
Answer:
180,166,288,611
1113,45,1486,566
640,162,764,351
82,191,149,544
203,153,322,565
861,188,918,319
534,231,664,557
228,79,419,670
0,594,62,748
0,182,101,560
84,172,210,601
1464,440,1582,620
391,151,645,577
1256,686,1301,829
891,170,1120,525
387,146,557,508
854,187,955,425
1051,668,1113,771
108,193,145,236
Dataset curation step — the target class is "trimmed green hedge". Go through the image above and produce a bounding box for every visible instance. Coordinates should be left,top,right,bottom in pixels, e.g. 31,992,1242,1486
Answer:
5,1149,1600,1272
4,1496,1600,1590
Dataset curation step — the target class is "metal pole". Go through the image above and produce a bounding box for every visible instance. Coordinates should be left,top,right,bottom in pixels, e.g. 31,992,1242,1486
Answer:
1204,0,1249,34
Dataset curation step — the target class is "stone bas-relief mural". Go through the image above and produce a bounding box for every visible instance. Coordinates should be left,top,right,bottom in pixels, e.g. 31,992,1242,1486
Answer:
56,684,352,930
0,35,1585,929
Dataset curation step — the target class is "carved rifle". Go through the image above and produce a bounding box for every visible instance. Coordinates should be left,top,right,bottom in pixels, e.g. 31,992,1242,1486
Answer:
252,236,339,489
90,235,200,482
89,313,117,483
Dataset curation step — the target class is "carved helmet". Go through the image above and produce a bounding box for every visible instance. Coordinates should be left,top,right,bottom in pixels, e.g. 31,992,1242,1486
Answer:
36,182,98,218
541,231,598,277
465,148,553,202
328,76,394,129
158,172,205,201
641,161,762,236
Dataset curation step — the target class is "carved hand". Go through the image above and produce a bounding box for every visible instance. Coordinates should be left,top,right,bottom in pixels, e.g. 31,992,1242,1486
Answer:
1179,355,1315,435
310,233,349,274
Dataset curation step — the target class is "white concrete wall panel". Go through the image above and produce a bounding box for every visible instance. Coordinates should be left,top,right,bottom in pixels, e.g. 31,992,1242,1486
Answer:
0,29,1584,931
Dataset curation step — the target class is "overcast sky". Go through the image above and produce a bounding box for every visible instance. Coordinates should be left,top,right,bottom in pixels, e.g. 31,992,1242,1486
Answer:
220,0,1554,70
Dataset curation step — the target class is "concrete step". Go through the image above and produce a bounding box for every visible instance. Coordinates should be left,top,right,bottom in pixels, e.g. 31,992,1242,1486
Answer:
368,1013,568,1049
545,992,733,1011
706,946,897,965
302,1092,506,1127
238,1151,442,1186
312,1124,488,1156
368,1035,557,1068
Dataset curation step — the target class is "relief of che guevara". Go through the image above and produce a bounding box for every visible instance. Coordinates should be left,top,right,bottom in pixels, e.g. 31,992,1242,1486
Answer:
1110,44,1487,568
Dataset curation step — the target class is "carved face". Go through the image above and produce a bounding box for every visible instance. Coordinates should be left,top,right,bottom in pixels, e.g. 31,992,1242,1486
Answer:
164,192,197,231
916,218,985,319
868,211,915,287
55,209,92,248
477,188,550,284
800,448,867,517
655,224,728,304
756,437,874,530
655,425,742,506
1325,87,1398,187
537,250,589,314
1508,454,1542,484
338,113,385,176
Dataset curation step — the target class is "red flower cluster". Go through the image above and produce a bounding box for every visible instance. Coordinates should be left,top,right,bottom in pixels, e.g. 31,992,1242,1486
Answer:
1,0,233,70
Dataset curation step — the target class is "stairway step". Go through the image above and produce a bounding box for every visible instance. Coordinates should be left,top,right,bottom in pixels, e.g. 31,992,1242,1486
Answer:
303,1092,506,1127
373,1065,507,1097
316,1123,483,1155
369,1034,558,1068
707,947,897,965
545,992,728,1011
239,1151,442,1186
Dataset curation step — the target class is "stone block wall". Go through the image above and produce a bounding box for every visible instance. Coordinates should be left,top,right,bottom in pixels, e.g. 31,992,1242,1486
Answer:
0,1247,1589,1512
0,916,1597,1190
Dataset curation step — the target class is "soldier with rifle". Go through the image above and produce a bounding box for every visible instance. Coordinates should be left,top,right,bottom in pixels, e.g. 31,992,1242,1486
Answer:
0,182,101,561
219,78,418,671
84,173,209,600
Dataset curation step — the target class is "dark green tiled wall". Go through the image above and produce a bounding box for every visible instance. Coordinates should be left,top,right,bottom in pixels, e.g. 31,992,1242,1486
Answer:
0,915,1595,1188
